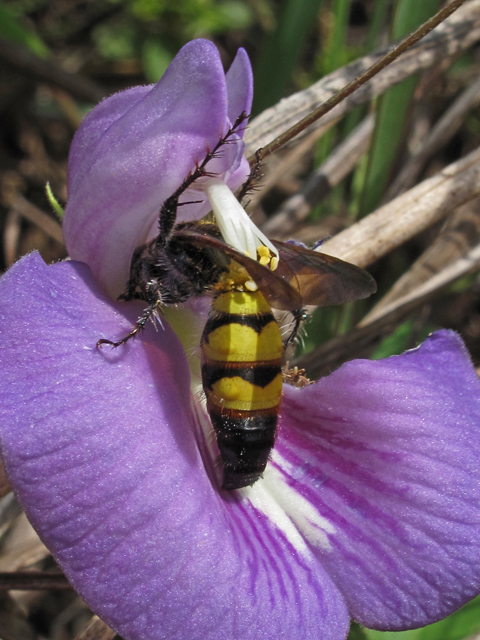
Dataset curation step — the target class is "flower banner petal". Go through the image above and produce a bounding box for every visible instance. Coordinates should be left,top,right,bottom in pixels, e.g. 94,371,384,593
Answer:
67,85,151,192
64,39,249,298
0,253,349,640
275,331,480,630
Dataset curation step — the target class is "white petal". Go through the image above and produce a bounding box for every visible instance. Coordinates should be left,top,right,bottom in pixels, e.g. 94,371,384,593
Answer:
203,178,278,260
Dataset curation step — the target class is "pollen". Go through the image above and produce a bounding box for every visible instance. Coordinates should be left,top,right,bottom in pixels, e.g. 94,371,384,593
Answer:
245,279,258,291
257,245,278,270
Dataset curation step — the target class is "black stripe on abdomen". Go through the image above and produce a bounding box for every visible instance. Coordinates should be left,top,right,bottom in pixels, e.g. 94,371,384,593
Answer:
202,360,281,390
208,406,278,490
203,311,274,340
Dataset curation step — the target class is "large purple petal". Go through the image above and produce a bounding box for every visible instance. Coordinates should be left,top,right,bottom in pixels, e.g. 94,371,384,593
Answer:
67,85,152,191
64,39,248,299
275,331,480,630
0,253,349,640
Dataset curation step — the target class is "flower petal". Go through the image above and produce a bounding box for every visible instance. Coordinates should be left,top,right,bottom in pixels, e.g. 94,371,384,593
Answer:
64,39,247,298
67,85,152,196
275,331,480,630
225,48,253,126
0,254,349,640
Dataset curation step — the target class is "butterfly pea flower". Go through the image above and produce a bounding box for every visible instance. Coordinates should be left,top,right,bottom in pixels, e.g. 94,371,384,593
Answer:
1,38,480,640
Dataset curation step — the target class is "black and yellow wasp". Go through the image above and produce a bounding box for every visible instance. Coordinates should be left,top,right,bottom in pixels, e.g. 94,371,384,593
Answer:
98,115,377,490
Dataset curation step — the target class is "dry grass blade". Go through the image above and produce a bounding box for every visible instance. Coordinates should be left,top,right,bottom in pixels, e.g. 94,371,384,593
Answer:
73,616,116,640
0,455,12,498
0,514,49,572
0,495,22,540
386,75,480,200
0,593,37,640
9,195,64,245
248,119,338,207
297,236,480,378
245,0,480,155
0,571,71,591
293,146,480,377
320,145,480,267
262,114,374,237
362,197,480,323
0,37,105,103
362,240,480,325
3,211,21,269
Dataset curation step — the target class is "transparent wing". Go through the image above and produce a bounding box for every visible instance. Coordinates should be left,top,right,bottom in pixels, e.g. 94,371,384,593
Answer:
272,240,377,306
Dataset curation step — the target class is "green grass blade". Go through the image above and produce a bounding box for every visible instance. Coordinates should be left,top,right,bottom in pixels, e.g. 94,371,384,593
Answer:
253,0,325,114
0,2,49,58
363,594,480,640
360,0,441,216
45,183,65,220
321,0,352,75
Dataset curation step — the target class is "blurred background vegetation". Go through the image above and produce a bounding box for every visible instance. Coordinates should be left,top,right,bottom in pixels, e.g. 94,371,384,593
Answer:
0,0,480,638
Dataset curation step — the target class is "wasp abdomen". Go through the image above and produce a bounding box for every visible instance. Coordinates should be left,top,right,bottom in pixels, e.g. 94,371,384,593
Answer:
201,291,284,490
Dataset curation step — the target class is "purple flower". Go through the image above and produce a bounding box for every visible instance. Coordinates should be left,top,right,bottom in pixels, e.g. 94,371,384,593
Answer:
1,39,480,640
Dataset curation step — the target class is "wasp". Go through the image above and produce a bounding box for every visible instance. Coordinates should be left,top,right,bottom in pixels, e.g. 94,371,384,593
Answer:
98,115,377,490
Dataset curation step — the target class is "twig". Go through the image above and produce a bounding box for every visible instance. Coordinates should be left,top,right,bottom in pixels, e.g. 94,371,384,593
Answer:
362,197,480,322
74,616,116,640
262,114,374,237
0,37,105,103
9,195,64,245
3,210,21,269
245,0,480,157
296,238,480,377
0,457,11,499
361,241,480,326
319,145,480,267
0,571,71,590
385,75,480,199
249,119,337,207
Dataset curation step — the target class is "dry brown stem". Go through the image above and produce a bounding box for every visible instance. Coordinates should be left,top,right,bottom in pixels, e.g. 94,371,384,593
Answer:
262,114,374,237
362,197,480,323
73,616,116,640
8,195,64,245
319,145,480,267
386,75,480,200
0,37,105,103
245,0,480,156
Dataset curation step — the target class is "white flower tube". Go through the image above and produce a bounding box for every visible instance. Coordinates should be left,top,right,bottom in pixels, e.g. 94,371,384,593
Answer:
204,178,279,262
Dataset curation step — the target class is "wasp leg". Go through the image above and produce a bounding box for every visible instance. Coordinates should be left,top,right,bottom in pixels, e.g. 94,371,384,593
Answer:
284,307,307,348
158,112,249,243
237,148,262,204
97,301,160,349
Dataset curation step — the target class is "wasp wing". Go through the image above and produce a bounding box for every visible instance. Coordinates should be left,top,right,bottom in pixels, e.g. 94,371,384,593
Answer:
176,226,376,310
271,240,377,306
175,225,302,310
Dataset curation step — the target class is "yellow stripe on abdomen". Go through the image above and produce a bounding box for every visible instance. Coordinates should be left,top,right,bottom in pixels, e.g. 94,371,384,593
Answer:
200,289,284,489
201,291,283,363
202,321,282,362
203,363,283,410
